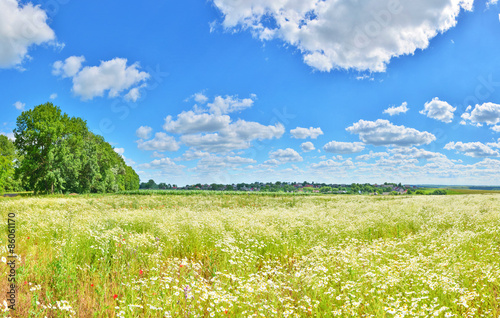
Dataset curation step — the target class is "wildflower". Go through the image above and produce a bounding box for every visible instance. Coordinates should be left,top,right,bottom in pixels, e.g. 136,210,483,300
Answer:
91,284,94,287
1,257,6,263
139,270,143,275
113,294,118,299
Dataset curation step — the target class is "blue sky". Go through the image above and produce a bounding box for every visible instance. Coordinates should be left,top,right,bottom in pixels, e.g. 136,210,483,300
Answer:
1,0,500,185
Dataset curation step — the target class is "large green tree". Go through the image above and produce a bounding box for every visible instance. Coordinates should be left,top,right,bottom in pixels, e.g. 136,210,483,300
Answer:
14,103,68,194
14,102,140,194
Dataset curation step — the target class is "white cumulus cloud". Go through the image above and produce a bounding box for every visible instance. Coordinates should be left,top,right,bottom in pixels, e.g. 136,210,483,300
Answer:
310,159,355,170
137,132,180,152
52,56,85,78
300,141,315,152
323,141,365,154
181,120,284,153
212,0,473,72
136,126,153,139
178,149,211,161
461,102,500,130
444,141,499,157
420,97,456,123
290,127,323,139
113,148,125,156
194,92,208,104
164,111,231,134
346,119,436,147
193,155,256,172
137,157,185,172
389,147,446,159
269,148,303,163
53,56,150,101
164,94,285,153
207,95,255,115
0,0,56,69
383,102,409,116
13,101,25,110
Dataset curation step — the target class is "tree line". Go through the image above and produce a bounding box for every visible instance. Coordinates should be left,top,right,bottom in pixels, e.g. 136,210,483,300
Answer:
0,103,140,194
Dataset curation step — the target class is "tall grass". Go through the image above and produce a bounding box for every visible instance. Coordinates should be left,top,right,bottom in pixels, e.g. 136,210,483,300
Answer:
1,194,499,317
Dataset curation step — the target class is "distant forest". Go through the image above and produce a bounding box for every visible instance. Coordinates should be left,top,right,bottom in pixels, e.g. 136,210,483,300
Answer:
0,103,139,194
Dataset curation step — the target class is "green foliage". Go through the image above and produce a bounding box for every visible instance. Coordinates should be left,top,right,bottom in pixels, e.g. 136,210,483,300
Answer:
13,102,139,194
140,179,158,189
0,135,16,193
430,189,447,195
319,186,332,193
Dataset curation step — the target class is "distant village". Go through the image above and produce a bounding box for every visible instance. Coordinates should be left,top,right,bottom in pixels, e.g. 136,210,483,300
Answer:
138,180,436,195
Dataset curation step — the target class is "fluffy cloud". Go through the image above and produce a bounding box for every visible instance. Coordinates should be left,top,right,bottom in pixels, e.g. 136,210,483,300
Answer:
444,141,499,157
53,56,150,101
300,141,315,152
13,101,24,110
355,152,389,161
323,141,365,154
151,151,165,158
137,132,180,152
487,0,498,7
164,94,285,153
52,56,85,78
487,139,500,149
194,155,256,171
346,119,436,146
49,93,57,100
212,0,473,72
389,147,446,159
461,103,500,130
420,97,456,123
260,159,280,167
310,159,355,170
181,120,284,152
207,95,255,115
290,127,323,139
0,0,56,68
194,92,208,104
124,84,147,102
178,149,211,161
269,148,303,163
136,126,153,139
383,102,409,116
113,148,125,156
164,111,231,134
137,157,185,172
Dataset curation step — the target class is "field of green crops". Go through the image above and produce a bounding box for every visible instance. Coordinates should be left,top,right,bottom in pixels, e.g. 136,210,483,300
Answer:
1,194,500,317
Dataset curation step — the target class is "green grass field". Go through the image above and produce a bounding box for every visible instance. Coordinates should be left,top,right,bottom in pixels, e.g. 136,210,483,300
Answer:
1,194,500,317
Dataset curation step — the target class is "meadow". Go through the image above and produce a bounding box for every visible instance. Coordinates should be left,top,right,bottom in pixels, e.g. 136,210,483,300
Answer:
1,194,499,317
